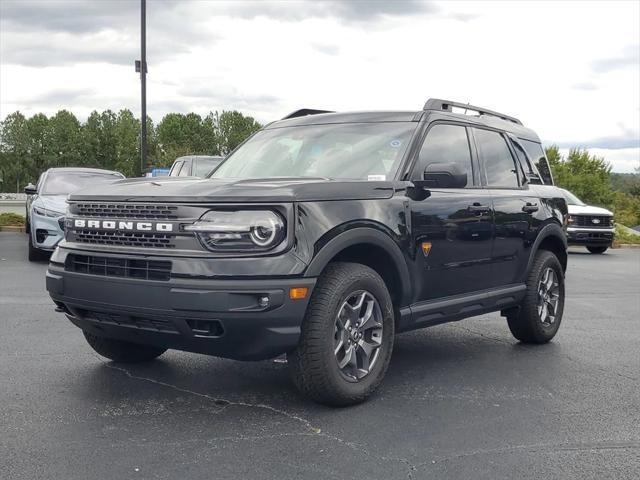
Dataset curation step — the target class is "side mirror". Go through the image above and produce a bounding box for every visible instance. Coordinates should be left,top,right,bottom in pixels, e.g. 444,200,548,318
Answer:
421,162,467,188
24,183,37,195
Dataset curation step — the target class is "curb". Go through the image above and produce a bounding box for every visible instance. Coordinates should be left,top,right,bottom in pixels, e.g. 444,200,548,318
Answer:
612,244,640,249
0,225,25,233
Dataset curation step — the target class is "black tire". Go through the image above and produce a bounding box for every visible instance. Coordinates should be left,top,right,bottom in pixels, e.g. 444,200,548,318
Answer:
287,262,395,406
27,233,46,262
587,246,608,254
507,250,564,344
83,331,167,363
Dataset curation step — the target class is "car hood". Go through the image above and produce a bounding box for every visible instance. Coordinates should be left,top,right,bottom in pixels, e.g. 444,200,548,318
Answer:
68,177,397,203
568,204,613,216
33,195,68,214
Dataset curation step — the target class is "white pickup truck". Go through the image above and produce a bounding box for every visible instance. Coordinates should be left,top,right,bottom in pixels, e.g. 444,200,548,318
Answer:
562,189,615,254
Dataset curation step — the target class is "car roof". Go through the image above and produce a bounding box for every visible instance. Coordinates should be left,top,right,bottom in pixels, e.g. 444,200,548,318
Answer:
175,155,224,162
45,167,124,176
266,109,541,143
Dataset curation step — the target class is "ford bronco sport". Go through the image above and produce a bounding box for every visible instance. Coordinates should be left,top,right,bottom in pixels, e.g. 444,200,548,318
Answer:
46,99,568,406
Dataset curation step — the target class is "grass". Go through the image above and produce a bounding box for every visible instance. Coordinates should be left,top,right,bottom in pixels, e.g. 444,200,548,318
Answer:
0,213,25,227
614,224,640,245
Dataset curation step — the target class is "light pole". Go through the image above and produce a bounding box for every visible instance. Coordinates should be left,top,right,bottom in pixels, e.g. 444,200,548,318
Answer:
135,0,147,176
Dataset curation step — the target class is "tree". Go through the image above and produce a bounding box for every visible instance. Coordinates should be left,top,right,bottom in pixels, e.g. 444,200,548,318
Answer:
211,110,261,155
545,146,612,206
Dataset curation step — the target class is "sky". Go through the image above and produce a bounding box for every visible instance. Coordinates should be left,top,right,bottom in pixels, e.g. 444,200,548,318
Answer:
0,0,638,172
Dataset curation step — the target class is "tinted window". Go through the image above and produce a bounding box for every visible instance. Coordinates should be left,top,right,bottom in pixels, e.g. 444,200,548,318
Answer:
511,139,543,185
213,122,416,181
474,129,519,188
169,161,183,177
41,171,122,195
520,139,554,185
416,124,472,185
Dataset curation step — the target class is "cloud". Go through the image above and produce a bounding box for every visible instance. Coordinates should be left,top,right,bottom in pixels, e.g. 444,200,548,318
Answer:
13,87,97,106
591,44,639,72
571,81,598,91
311,43,341,56
177,84,281,109
553,133,640,150
208,0,438,22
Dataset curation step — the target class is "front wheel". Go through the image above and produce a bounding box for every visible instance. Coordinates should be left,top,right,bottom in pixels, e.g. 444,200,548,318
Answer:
507,250,565,344
288,262,395,406
27,233,47,262
587,246,608,254
83,331,167,363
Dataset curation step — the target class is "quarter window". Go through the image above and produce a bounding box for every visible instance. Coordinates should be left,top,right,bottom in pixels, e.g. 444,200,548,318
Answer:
415,124,473,185
520,139,554,185
474,129,519,188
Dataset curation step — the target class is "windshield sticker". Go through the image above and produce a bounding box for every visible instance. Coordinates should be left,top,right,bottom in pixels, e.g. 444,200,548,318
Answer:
389,139,402,148
368,175,386,181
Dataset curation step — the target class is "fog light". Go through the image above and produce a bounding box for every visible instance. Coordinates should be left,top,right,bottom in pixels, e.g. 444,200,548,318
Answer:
289,287,309,300
258,296,270,308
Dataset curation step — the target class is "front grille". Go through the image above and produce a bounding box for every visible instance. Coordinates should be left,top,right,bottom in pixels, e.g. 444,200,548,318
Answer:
573,215,612,228
66,254,172,281
75,203,179,220
80,309,179,334
75,231,175,248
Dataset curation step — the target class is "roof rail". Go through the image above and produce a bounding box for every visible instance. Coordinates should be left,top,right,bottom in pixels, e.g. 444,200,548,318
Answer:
282,108,334,120
423,98,522,125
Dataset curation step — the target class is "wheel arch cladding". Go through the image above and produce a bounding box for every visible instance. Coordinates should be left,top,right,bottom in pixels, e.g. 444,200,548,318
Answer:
304,227,412,309
529,223,568,273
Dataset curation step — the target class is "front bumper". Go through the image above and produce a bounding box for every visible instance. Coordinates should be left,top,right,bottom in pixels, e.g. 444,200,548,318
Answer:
46,258,316,361
566,227,615,246
32,213,64,251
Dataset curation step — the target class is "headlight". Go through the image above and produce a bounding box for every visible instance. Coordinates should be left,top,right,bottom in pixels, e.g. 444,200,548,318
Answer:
33,206,65,218
567,215,575,225
185,210,285,252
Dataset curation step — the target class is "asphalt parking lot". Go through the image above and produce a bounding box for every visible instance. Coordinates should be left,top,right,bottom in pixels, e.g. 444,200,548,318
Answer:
1,231,638,480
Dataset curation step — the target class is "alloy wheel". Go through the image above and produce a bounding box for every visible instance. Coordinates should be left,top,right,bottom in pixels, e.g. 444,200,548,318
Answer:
333,290,383,382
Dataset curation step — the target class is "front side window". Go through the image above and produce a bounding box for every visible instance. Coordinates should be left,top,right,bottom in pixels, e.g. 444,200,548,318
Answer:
41,172,122,195
474,129,519,188
414,124,473,185
213,122,416,181
520,139,554,185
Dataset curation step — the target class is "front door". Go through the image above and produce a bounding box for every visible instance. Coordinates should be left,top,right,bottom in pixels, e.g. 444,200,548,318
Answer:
408,123,494,302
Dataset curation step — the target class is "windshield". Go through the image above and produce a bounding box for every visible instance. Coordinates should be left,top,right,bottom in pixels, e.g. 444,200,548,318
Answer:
563,189,585,206
194,158,222,177
41,171,122,195
212,122,416,180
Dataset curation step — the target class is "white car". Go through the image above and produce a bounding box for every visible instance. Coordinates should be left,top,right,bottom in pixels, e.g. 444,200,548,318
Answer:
562,189,615,254
24,168,125,261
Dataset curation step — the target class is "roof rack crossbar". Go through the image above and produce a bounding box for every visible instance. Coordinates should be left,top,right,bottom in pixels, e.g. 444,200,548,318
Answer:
423,98,522,125
282,108,334,120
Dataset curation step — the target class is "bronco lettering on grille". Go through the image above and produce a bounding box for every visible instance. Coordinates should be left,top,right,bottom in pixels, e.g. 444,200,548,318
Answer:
74,219,174,232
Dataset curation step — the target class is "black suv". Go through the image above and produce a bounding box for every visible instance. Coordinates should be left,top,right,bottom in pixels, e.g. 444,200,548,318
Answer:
46,99,568,406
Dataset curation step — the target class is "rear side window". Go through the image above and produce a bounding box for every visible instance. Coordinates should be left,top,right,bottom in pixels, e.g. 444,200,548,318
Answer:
169,161,183,177
520,139,554,185
415,124,473,185
474,129,519,188
178,161,191,177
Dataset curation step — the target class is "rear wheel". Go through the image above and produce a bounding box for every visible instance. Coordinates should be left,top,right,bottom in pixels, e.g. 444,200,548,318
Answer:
587,246,608,254
83,331,167,363
507,250,564,344
288,262,394,406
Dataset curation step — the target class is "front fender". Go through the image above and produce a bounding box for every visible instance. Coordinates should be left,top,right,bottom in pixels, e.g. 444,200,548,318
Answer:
304,227,412,306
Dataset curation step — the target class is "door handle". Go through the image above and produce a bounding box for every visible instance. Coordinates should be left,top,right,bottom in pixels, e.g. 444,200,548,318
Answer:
467,203,491,214
522,202,539,213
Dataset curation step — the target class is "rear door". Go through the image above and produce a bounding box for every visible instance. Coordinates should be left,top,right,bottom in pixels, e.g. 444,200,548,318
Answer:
408,123,494,301
472,128,541,287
